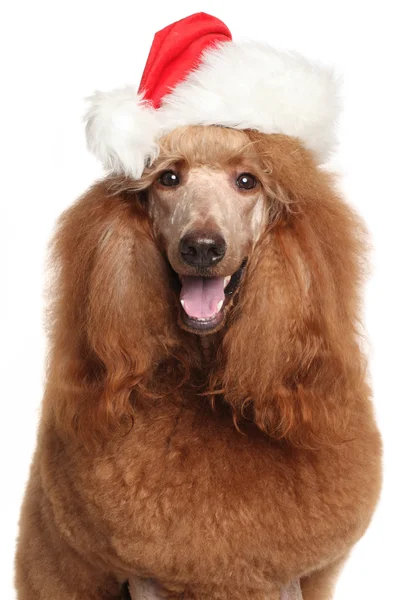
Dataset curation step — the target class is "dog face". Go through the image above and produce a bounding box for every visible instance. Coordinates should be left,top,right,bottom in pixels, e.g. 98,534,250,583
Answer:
145,126,270,334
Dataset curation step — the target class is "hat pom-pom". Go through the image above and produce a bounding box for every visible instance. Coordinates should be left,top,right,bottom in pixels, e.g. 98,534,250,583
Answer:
84,86,160,179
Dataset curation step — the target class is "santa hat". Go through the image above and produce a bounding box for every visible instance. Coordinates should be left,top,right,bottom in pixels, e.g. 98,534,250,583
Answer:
85,12,339,179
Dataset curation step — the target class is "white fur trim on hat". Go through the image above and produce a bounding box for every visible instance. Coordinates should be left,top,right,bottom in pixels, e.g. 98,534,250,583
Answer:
85,42,339,179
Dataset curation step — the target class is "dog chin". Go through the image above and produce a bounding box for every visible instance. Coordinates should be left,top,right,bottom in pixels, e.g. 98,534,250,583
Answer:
173,259,247,336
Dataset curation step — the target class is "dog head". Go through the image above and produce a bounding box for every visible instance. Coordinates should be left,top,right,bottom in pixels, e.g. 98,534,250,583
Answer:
49,125,367,446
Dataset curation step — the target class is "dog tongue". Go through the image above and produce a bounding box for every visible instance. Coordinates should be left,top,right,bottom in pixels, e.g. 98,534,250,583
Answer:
180,276,225,319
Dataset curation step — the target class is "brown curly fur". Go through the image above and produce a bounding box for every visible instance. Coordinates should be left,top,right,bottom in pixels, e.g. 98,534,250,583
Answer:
15,127,382,599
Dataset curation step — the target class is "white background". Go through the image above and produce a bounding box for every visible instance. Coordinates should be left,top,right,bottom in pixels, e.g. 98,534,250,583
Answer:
2,1,399,597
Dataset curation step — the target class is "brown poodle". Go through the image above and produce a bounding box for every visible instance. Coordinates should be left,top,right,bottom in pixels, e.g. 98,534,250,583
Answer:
15,125,382,600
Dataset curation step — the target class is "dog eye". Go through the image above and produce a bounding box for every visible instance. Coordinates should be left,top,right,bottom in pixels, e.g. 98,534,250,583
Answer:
236,173,257,190
158,170,180,187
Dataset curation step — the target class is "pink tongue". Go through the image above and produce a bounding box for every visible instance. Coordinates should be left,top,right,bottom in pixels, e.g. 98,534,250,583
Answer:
180,276,225,319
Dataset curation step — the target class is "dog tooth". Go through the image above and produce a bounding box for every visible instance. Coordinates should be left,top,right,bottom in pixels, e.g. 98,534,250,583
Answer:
224,276,231,287
217,300,223,311
180,300,185,308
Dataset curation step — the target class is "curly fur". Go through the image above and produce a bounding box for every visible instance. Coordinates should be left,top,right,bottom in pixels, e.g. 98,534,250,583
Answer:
15,127,382,600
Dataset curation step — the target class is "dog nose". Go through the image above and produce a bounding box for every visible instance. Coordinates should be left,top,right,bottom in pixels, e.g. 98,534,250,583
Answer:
180,231,226,267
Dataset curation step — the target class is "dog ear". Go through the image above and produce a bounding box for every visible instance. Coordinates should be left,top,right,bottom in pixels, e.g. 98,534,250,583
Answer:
44,180,185,445
216,134,369,447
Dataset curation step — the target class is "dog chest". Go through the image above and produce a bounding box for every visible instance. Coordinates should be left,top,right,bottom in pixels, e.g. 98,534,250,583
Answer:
40,400,380,588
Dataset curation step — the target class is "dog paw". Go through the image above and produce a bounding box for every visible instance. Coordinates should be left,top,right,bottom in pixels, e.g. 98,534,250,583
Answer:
128,577,168,600
281,579,303,600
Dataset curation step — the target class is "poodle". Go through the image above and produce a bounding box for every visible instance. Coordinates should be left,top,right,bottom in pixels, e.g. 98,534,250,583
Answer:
15,125,382,599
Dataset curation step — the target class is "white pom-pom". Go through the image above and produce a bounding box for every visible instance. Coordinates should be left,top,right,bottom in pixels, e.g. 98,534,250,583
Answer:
84,86,160,179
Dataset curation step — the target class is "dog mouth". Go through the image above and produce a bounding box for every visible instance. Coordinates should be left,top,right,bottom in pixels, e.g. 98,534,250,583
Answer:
176,260,247,334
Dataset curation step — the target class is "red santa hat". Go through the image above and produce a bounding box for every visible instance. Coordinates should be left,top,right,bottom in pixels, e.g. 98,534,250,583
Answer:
85,12,339,179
